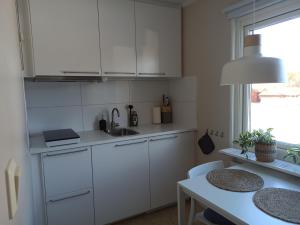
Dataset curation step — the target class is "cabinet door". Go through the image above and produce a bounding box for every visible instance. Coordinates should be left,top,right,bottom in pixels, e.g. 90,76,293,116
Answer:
99,0,136,77
46,188,94,225
29,0,100,76
149,132,194,208
92,139,150,225
42,147,92,198
135,2,181,77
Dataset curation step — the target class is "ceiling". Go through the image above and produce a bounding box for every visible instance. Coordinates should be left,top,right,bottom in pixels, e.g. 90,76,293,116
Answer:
162,0,184,3
157,0,194,7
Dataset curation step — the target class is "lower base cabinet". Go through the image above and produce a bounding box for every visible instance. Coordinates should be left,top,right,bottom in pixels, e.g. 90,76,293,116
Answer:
46,188,94,225
149,132,195,208
92,138,150,225
36,131,195,225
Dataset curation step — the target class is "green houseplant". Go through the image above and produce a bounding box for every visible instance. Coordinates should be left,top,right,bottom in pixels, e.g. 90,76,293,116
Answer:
234,128,277,162
252,128,277,162
284,146,300,164
233,131,255,157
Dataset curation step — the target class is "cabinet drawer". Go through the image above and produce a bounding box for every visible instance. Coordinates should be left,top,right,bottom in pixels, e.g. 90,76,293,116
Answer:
46,188,94,225
42,147,92,197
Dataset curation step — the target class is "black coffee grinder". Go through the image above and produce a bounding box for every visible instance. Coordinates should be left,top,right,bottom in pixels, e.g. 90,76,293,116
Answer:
128,105,138,127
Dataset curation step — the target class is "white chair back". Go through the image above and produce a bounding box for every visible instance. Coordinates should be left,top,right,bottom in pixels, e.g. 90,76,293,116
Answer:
188,160,224,179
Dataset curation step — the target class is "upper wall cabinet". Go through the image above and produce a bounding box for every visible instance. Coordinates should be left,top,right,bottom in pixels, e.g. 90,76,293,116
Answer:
19,0,182,78
25,0,101,76
135,2,182,77
99,0,136,77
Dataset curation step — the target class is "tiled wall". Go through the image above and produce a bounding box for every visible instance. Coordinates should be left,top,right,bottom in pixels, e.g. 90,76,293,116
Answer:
25,77,197,135
170,76,197,128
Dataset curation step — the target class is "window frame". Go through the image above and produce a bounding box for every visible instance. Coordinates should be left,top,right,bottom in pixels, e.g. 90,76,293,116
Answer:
230,0,300,150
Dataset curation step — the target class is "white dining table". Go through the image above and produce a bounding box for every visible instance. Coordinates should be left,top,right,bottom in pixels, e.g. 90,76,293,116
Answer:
177,163,300,225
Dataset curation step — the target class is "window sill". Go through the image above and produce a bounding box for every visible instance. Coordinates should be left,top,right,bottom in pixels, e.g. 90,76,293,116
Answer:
220,148,300,178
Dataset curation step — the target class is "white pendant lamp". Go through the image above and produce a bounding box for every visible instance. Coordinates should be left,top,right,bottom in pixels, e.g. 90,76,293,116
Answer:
221,34,287,85
220,0,287,86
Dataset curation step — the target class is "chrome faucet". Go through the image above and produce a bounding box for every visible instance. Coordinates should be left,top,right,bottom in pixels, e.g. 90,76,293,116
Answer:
111,108,120,129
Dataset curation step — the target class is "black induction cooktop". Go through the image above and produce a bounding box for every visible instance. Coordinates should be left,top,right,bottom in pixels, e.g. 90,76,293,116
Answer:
43,129,80,147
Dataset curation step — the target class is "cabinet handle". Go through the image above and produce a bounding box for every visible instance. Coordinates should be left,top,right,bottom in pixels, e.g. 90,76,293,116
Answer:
61,71,99,75
43,148,88,157
104,72,136,75
47,190,90,203
114,140,147,148
138,72,166,76
149,135,178,142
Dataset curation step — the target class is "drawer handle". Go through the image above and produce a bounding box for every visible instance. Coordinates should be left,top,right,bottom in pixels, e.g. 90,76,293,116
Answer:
104,72,136,75
48,190,90,203
61,70,99,74
44,148,88,157
114,140,147,148
149,135,178,142
138,72,166,76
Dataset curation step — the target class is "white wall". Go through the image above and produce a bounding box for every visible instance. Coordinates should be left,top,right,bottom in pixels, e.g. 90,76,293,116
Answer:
183,0,237,162
25,77,198,135
0,0,33,225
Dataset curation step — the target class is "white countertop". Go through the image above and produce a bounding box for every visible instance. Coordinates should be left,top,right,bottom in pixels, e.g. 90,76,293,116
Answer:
29,124,197,154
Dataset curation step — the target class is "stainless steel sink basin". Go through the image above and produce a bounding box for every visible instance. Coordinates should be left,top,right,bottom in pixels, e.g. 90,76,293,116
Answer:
107,128,139,137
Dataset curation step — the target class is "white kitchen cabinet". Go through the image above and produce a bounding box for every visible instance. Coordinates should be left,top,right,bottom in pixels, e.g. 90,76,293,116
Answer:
46,188,94,225
135,2,181,77
27,0,101,76
92,138,150,225
42,147,94,225
42,147,93,197
98,0,136,77
149,132,194,208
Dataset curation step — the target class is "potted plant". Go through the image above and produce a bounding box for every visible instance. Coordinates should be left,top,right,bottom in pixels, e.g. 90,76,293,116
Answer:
252,128,277,162
233,131,255,159
233,128,277,162
284,146,300,164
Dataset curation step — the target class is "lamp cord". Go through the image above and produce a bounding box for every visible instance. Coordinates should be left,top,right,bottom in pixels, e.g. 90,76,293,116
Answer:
252,0,256,34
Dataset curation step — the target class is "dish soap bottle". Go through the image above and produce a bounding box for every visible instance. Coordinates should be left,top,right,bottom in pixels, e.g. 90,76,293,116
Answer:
99,112,107,132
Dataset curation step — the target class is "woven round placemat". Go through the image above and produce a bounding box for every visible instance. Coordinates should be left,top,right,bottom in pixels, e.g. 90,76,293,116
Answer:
253,188,300,224
206,169,264,192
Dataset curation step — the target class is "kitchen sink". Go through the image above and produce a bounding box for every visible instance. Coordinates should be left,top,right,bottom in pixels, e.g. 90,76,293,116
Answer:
107,128,139,137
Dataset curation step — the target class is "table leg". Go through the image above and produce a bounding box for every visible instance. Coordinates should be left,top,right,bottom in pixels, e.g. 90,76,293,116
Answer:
177,184,186,225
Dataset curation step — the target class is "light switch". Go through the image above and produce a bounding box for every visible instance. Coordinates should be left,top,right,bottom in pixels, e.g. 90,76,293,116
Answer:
5,159,21,220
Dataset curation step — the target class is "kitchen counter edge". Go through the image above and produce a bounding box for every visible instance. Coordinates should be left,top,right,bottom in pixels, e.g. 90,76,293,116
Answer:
29,125,198,154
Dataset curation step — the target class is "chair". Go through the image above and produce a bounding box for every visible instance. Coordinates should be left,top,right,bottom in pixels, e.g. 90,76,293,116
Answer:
187,160,225,225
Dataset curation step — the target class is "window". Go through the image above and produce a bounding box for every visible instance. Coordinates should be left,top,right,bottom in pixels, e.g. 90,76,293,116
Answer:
229,1,300,148
249,17,300,144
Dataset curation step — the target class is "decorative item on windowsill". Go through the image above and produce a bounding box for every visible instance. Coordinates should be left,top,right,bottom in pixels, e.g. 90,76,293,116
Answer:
233,128,277,162
284,145,300,165
252,128,277,162
233,131,255,159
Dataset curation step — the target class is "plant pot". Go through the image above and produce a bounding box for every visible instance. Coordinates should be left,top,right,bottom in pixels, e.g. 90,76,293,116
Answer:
255,143,277,162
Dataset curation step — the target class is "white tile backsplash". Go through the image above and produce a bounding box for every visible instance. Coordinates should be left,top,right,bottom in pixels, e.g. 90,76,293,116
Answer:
81,81,129,105
130,80,169,103
26,83,81,107
172,101,197,128
169,76,197,102
27,106,84,134
133,102,161,126
25,76,197,135
83,104,128,131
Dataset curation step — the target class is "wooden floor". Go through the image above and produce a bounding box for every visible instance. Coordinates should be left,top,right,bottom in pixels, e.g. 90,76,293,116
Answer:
112,204,205,225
